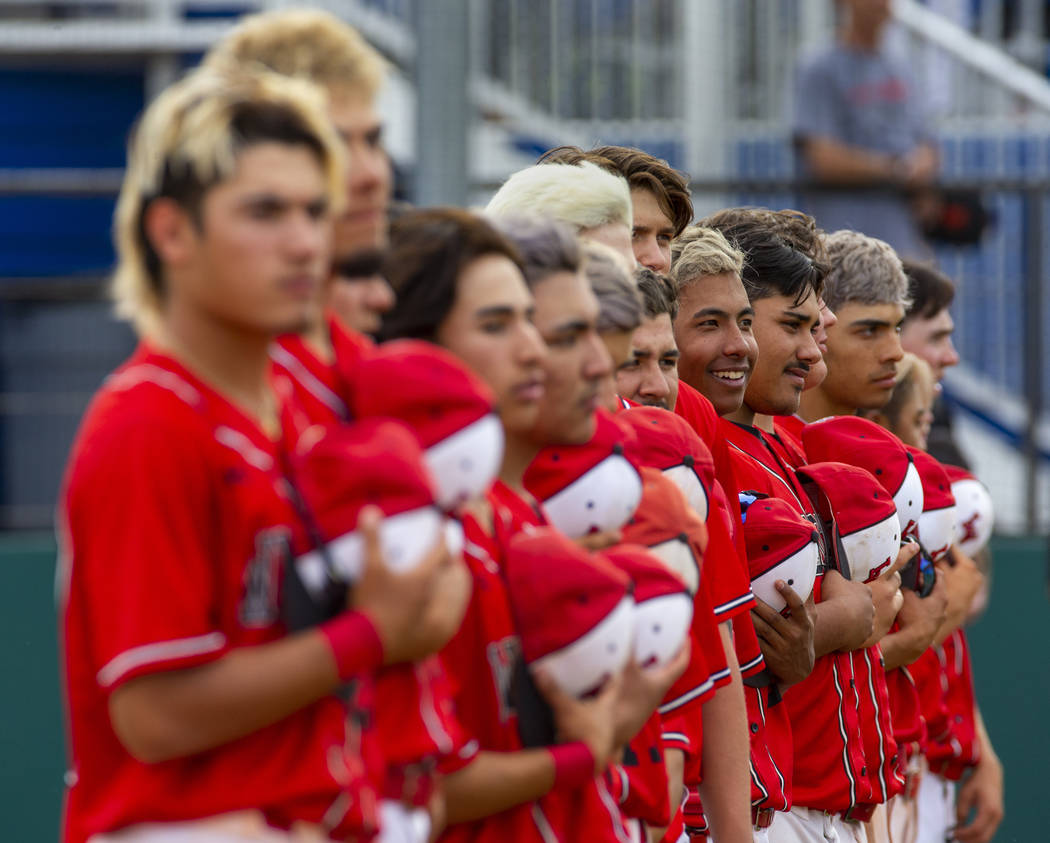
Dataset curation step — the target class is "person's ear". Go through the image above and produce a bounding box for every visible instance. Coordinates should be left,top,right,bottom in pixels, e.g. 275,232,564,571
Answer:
142,198,197,270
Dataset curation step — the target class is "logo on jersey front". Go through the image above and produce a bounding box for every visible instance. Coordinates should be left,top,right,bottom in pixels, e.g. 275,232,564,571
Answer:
239,527,290,627
486,635,523,723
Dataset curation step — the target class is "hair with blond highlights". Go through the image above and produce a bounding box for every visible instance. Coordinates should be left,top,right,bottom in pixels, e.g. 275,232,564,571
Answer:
822,229,911,313
485,161,632,232
204,7,386,99
539,145,693,236
111,67,345,337
670,226,745,292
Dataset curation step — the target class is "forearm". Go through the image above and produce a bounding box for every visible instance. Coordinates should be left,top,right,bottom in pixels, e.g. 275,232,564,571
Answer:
802,136,898,185
812,597,869,656
109,614,382,763
974,706,999,768
879,625,930,670
442,748,560,823
697,622,752,843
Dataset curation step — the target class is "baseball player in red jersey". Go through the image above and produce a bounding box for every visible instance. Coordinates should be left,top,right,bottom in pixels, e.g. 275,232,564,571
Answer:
676,217,916,841
524,410,722,841
892,263,1004,843
577,243,754,843
58,69,460,843
668,228,826,839
378,211,660,841
794,230,996,843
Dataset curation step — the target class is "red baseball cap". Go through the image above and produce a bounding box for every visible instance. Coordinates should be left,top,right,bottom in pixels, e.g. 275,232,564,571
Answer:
524,407,643,538
292,418,443,597
621,467,706,595
348,338,504,510
795,461,901,584
603,543,693,669
942,464,993,557
619,406,714,522
801,414,924,542
739,494,819,611
907,448,958,561
504,527,634,698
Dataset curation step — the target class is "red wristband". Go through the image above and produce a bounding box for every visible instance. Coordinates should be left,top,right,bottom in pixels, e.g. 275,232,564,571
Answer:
550,742,595,789
319,610,384,681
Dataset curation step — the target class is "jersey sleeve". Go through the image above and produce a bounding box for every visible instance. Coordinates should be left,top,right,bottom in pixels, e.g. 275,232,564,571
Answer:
67,403,229,692
704,483,756,621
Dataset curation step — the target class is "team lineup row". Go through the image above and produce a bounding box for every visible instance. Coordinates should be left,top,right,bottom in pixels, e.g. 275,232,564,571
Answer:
56,7,1001,843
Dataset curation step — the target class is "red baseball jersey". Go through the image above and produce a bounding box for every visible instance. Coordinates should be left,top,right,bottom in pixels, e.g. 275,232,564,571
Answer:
674,383,757,624
439,481,633,843
852,645,905,805
271,316,364,430
765,421,901,809
772,414,807,467
925,630,980,780
607,713,671,828
658,710,701,842
58,345,380,843
274,325,472,809
722,419,871,814
910,645,951,753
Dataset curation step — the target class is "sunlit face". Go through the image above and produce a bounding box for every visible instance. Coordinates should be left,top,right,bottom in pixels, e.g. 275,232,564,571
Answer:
328,91,393,255
616,313,679,409
160,142,331,337
630,188,674,274
580,221,636,270
672,271,757,417
529,270,612,445
821,301,906,412
744,289,823,416
436,254,548,437
901,307,960,384
600,328,636,411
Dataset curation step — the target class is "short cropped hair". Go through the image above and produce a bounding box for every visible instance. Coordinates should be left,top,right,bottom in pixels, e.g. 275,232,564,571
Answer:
700,208,825,306
636,268,678,320
822,230,911,312
582,241,643,333
539,145,693,236
902,260,956,321
112,67,344,338
485,161,632,232
378,207,524,342
489,215,582,289
204,8,386,99
670,226,745,293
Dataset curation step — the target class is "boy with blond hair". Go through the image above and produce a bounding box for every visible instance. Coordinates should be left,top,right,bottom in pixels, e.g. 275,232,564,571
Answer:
59,66,452,842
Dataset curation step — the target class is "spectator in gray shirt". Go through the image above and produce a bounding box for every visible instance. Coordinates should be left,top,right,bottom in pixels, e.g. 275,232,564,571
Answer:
793,0,938,260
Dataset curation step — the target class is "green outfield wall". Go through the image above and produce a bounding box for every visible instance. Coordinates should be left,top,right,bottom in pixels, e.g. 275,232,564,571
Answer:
1,533,1046,841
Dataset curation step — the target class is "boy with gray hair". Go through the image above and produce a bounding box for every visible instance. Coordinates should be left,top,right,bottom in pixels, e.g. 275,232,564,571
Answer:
799,229,910,421
486,161,635,268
